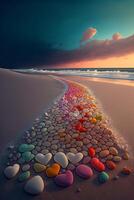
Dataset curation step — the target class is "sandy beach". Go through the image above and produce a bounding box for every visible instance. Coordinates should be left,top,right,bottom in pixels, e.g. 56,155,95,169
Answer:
0,69,134,200
0,69,65,153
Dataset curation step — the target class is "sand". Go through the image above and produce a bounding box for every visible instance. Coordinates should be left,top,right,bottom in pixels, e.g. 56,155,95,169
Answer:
0,70,134,200
0,69,65,153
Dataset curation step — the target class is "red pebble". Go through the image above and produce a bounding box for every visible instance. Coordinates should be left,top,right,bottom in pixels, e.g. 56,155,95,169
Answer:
75,123,87,132
76,105,83,111
91,158,105,172
84,113,89,117
106,161,116,170
88,147,95,158
121,167,132,175
79,118,86,123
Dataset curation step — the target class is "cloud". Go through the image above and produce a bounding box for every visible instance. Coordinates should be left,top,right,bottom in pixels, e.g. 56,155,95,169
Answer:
81,27,97,43
1,32,134,68
112,32,122,41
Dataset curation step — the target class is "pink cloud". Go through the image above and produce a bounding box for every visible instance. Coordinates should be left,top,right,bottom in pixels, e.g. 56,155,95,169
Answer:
45,34,134,66
112,32,122,41
81,27,97,42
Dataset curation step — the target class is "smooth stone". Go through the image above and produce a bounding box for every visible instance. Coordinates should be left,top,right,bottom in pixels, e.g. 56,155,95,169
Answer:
41,149,49,154
4,164,20,179
51,145,58,150
22,164,30,172
46,163,61,177
69,148,78,154
55,170,74,187
66,152,83,164
19,144,35,153
88,147,95,157
122,152,129,160
113,156,122,162
24,175,45,195
22,151,34,162
76,164,93,179
83,138,90,145
121,167,132,175
98,172,109,183
54,152,68,168
91,158,105,172
34,163,46,173
99,150,109,158
35,153,52,165
106,161,116,170
109,147,118,156
18,171,30,182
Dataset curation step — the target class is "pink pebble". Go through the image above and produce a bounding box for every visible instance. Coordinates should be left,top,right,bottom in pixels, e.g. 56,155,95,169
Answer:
76,164,93,179
55,170,74,187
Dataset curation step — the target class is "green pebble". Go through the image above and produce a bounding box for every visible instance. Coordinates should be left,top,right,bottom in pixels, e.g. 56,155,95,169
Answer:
19,144,35,153
98,172,109,183
22,151,34,162
18,171,30,182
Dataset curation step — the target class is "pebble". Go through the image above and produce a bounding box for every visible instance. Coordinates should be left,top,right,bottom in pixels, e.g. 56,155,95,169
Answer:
66,152,83,164
46,163,60,177
109,147,118,156
83,138,90,145
19,144,35,153
18,171,30,182
91,158,105,172
22,164,30,172
88,147,95,157
41,149,49,154
121,167,132,175
35,153,52,165
113,156,122,162
98,172,109,183
69,148,78,154
122,152,129,160
54,152,68,168
55,170,74,187
33,163,46,173
106,160,116,170
24,175,45,195
99,150,109,158
4,164,20,179
51,144,58,150
22,151,34,162
76,164,93,179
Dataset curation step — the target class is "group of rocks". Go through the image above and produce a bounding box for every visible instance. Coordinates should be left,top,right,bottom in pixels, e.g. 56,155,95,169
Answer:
4,80,131,195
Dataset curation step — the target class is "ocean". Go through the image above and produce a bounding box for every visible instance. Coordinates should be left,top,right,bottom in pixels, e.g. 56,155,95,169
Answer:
15,68,134,81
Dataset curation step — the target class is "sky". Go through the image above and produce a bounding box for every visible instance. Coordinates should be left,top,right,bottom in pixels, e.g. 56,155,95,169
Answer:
0,0,134,68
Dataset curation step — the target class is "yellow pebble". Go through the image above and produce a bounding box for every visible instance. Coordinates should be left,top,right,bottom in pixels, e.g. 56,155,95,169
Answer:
33,163,46,173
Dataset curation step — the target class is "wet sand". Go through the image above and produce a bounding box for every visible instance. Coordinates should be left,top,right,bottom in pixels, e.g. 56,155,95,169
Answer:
0,70,134,200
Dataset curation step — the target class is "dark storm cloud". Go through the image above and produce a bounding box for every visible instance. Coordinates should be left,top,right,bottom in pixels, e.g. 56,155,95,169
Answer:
1,33,134,68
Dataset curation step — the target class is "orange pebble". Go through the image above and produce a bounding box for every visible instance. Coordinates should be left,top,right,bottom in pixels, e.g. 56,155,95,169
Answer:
90,118,97,124
46,163,60,177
